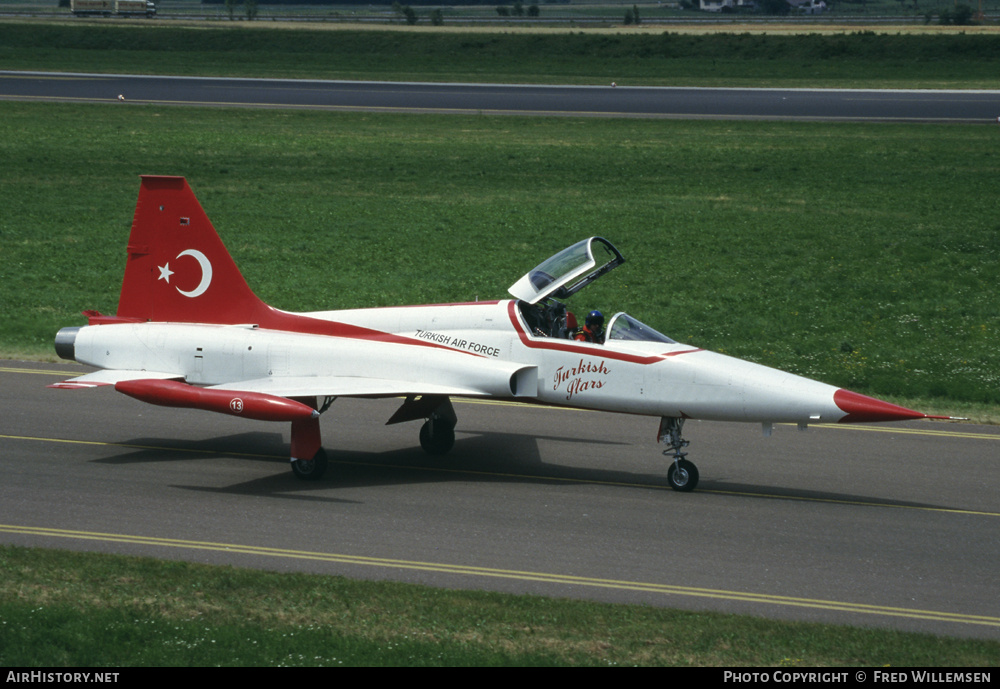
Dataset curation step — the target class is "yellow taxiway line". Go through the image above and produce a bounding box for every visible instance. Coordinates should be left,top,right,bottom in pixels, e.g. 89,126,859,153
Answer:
1,523,998,629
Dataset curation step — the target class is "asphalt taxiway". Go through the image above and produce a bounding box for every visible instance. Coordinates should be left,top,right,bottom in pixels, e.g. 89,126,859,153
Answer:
3,360,998,638
3,71,1000,122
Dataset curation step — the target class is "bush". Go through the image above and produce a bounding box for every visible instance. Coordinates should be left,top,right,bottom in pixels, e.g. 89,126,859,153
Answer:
951,4,976,24
938,4,975,24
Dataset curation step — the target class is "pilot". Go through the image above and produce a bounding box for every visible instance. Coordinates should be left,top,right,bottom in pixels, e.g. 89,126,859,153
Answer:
575,310,605,344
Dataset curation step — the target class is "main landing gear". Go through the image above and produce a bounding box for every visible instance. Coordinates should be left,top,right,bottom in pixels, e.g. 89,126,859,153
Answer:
390,394,458,456
291,448,328,481
289,396,334,481
412,395,458,455
419,416,456,455
658,416,699,492
287,395,460,482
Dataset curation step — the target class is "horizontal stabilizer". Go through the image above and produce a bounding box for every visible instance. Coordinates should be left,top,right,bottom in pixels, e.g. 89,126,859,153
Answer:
48,369,182,389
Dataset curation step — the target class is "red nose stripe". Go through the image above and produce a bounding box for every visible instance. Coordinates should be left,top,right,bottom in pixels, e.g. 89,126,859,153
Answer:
834,389,928,423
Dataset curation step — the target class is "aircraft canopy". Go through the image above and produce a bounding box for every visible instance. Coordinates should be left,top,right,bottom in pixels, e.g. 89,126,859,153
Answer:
606,312,676,344
508,237,624,305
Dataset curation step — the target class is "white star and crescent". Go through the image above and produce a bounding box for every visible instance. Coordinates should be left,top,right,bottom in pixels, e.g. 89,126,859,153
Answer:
156,249,213,298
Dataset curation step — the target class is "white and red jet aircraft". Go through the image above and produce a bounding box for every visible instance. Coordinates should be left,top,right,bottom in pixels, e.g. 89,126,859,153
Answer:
52,176,952,491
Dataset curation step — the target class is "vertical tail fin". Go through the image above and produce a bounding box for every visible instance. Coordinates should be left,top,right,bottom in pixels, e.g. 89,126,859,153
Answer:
117,176,271,324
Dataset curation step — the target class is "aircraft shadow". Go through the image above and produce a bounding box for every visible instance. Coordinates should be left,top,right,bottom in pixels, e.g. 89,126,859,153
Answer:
91,432,289,466
95,430,954,512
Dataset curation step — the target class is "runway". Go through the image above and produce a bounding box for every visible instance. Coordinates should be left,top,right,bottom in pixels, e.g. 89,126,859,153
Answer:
3,360,999,638
2,71,1000,122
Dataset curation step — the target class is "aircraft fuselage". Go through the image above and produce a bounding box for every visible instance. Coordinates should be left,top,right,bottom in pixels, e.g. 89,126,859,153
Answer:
67,298,849,425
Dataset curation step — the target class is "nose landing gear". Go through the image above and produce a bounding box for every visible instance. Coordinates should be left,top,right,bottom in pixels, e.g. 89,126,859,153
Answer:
658,416,699,492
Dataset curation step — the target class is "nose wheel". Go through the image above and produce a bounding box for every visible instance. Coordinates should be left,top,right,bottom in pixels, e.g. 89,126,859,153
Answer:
658,416,699,492
666,458,698,492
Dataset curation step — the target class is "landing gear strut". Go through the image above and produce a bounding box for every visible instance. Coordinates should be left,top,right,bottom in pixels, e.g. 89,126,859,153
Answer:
386,395,459,457
418,398,457,455
658,416,699,492
289,396,332,481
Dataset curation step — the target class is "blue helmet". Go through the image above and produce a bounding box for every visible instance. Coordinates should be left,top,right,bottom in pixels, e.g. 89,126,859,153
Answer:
586,310,604,327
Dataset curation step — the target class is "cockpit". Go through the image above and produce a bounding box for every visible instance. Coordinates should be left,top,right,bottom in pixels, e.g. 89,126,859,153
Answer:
509,237,676,345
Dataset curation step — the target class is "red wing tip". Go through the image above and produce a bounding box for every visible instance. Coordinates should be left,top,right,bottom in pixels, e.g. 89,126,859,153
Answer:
834,389,929,423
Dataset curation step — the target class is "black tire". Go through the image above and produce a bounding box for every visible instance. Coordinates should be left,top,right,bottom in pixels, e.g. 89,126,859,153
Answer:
419,420,455,455
667,459,699,492
291,448,328,481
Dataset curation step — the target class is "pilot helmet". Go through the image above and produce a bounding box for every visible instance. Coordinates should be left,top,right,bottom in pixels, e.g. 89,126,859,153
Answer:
586,310,605,328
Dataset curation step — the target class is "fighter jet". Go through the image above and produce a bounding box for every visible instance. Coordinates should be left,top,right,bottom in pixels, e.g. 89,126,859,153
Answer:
51,176,952,491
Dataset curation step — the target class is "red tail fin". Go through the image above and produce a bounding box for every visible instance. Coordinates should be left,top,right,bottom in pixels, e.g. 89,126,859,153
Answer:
117,176,271,324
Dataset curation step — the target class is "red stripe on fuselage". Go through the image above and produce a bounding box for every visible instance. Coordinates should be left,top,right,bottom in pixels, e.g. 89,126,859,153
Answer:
505,301,701,365
254,306,474,354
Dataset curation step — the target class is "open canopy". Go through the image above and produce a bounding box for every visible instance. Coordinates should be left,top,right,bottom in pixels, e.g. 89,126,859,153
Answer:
509,238,675,344
508,237,624,305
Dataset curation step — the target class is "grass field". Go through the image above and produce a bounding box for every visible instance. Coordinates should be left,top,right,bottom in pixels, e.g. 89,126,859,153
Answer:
3,20,1000,87
2,545,998,666
2,101,998,413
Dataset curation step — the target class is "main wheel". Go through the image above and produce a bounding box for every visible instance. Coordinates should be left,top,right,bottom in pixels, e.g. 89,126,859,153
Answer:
291,448,328,481
419,419,455,455
667,459,699,492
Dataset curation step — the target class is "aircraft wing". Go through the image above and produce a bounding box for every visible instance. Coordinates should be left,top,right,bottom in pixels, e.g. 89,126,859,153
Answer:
52,371,533,399
51,357,538,399
48,369,183,389
207,374,531,400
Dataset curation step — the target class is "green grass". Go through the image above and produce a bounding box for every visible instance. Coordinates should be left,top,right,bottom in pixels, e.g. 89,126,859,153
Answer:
2,545,997,666
2,102,998,411
3,20,1000,88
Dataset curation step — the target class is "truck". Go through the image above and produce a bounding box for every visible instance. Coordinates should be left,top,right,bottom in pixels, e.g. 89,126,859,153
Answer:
71,0,156,17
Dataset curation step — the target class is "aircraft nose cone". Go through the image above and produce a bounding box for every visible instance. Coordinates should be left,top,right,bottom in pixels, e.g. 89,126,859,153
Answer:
833,389,928,423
